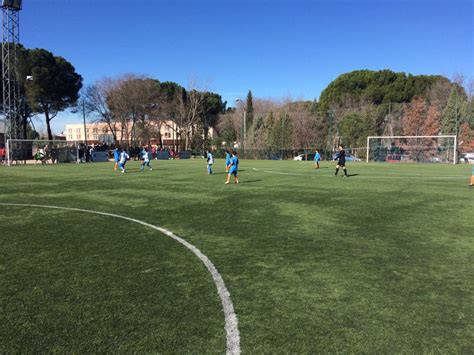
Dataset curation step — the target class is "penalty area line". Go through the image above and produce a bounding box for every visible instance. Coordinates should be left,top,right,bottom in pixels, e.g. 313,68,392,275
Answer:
0,202,240,355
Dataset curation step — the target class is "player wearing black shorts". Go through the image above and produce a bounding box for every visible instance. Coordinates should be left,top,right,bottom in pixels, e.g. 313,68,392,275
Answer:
334,145,348,177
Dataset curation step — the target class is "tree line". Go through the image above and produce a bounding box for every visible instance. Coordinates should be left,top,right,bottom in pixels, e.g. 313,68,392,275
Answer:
217,70,474,155
3,46,473,153
83,75,226,150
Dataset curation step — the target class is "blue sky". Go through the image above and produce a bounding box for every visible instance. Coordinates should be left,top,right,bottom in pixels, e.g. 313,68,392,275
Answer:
20,0,473,133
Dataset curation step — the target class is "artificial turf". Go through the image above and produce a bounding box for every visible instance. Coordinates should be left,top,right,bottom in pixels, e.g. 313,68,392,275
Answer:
0,159,473,353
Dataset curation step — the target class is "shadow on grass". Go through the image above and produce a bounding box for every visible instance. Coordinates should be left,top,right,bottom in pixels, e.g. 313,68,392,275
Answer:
209,169,246,175
240,179,262,184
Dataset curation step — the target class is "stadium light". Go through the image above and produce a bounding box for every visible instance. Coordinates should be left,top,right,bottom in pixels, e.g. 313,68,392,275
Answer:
235,99,246,157
1,0,22,10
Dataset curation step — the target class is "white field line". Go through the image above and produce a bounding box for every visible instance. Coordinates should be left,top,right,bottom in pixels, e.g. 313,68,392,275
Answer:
0,203,240,355
252,168,466,179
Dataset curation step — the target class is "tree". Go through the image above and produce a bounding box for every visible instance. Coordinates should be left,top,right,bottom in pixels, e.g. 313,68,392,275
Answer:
218,117,237,147
442,86,467,135
319,69,451,113
459,122,474,152
246,90,254,129
339,112,375,148
402,97,427,136
201,92,225,149
83,78,120,142
424,104,441,135
265,111,278,150
106,75,160,145
24,49,82,140
288,101,322,150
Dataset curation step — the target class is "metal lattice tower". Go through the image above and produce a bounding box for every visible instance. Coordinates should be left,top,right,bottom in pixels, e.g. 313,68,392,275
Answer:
2,1,22,146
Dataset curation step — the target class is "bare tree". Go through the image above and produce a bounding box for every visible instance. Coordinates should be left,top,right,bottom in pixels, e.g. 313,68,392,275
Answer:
83,78,120,142
106,74,161,146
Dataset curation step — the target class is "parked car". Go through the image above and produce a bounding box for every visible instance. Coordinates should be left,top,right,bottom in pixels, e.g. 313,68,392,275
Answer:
332,153,362,162
461,152,474,164
293,153,315,161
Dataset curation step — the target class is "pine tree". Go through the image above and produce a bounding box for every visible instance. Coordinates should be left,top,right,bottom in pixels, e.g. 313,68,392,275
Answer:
442,87,467,135
246,90,254,130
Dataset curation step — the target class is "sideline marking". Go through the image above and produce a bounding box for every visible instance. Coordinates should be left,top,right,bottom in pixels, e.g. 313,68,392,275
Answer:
252,167,466,179
0,202,240,355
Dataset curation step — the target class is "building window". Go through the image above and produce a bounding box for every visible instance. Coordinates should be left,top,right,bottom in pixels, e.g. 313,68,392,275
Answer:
68,129,72,134
68,134,73,140
76,128,81,134
93,128,98,134
102,128,108,133
93,135,98,140
77,134,81,140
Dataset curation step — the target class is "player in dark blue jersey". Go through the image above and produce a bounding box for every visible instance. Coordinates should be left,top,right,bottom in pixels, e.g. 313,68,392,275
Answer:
334,145,348,177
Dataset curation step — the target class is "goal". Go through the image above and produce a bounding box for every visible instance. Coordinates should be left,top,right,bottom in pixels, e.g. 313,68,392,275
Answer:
4,139,85,165
366,135,457,164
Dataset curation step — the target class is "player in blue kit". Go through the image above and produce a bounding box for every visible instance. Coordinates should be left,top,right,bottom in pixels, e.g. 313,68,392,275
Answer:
314,149,321,169
225,149,231,173
118,148,130,173
206,150,214,174
113,147,120,170
140,147,153,172
225,150,239,184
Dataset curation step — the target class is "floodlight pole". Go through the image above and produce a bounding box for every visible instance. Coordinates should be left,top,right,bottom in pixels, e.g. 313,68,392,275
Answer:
82,100,88,146
236,99,246,157
2,1,22,164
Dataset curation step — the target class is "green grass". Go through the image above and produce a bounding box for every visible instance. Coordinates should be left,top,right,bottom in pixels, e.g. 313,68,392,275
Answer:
0,159,473,353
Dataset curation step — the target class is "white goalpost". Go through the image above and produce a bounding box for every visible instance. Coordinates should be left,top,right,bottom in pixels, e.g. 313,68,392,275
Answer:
366,135,457,165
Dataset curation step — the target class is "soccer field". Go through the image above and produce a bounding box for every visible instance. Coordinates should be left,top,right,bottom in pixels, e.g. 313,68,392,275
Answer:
1,160,473,353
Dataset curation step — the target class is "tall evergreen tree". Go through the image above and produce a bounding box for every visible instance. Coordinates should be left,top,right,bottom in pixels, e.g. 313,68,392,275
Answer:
246,90,254,130
442,86,467,135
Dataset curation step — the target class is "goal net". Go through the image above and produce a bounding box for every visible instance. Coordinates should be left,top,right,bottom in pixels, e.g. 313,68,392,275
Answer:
5,139,86,165
366,135,457,164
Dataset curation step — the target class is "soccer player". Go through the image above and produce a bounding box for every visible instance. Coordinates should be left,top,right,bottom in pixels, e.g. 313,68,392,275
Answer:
206,150,214,174
118,148,130,174
225,149,231,173
140,147,153,172
225,150,239,184
314,149,321,169
334,145,348,177
113,147,120,170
